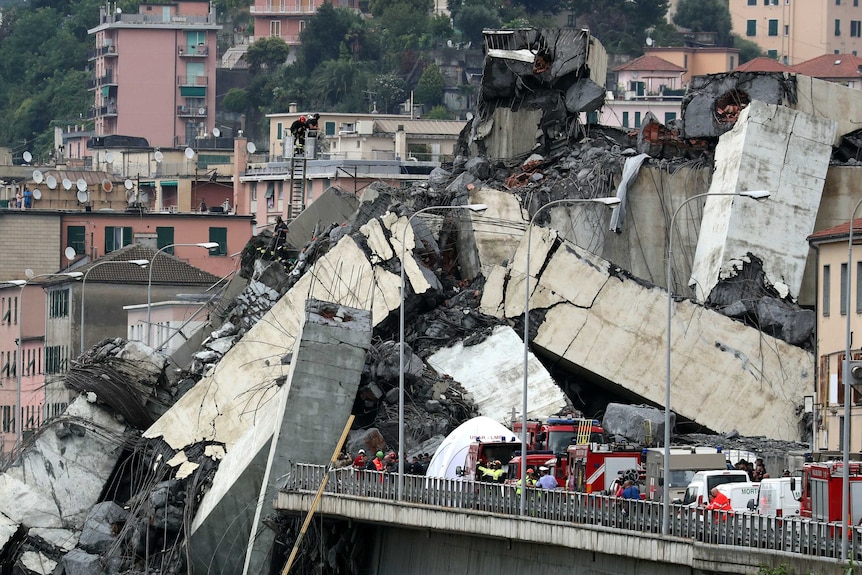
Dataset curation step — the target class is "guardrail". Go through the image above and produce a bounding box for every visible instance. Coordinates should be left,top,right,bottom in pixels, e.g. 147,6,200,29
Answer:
283,463,862,560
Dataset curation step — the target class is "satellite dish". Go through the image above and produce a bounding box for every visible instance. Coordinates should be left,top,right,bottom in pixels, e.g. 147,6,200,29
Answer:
32,189,42,200
154,150,164,163
62,178,73,190
46,175,57,189
247,142,256,154
105,152,114,164
197,107,206,116
32,170,43,184
25,268,34,279
101,178,113,193
116,7,122,14
64,247,76,261
22,151,32,163
76,178,87,192
76,190,89,204
184,147,195,160
646,37,654,46
212,128,221,138
124,179,133,190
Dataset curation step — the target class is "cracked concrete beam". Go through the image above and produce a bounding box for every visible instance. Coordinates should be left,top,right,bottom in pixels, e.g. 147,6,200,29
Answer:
482,227,812,440
689,100,835,302
793,74,862,146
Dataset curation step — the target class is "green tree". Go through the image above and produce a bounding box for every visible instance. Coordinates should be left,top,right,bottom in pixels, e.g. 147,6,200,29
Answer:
246,36,290,72
296,2,365,75
415,62,444,107
371,73,407,114
455,4,501,46
673,0,733,46
733,34,764,64
222,88,249,113
369,0,431,18
425,104,451,119
428,13,454,41
380,3,429,42
568,0,669,54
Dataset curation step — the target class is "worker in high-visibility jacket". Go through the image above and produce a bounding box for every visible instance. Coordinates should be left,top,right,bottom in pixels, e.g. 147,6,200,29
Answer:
706,486,732,522
477,460,505,482
516,468,538,495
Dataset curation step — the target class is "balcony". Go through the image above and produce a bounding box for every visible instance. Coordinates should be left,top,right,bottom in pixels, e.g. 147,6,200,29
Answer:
177,75,208,87
87,104,118,119
178,44,208,57
177,105,207,118
87,44,118,61
250,2,318,15
88,70,116,90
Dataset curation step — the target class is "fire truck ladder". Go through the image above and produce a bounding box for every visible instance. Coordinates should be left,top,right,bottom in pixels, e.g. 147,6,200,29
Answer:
643,420,654,447
575,419,591,444
287,154,306,220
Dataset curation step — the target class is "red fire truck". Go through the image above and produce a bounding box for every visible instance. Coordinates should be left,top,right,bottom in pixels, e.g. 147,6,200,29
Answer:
512,417,608,454
800,461,862,524
565,443,644,494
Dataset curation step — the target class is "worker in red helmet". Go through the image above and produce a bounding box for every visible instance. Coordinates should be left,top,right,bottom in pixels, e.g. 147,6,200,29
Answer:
289,115,308,156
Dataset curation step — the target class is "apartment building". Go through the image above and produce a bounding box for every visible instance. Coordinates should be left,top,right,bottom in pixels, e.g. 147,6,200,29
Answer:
87,1,221,148
729,0,862,66
250,0,356,51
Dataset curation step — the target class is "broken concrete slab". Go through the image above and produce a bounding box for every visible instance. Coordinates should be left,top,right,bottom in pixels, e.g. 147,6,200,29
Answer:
483,226,812,440
793,75,862,146
427,325,568,422
78,501,127,554
61,548,101,575
19,550,57,575
27,527,79,553
602,403,674,445
689,100,836,302
0,512,16,554
681,72,796,139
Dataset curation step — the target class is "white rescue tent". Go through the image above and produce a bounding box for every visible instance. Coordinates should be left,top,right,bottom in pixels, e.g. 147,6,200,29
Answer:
426,416,516,479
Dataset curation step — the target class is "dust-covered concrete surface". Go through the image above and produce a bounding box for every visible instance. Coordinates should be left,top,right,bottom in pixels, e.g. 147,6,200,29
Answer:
5,26,859,574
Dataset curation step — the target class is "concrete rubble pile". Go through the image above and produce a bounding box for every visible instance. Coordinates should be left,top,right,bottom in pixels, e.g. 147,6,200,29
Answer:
6,26,862,573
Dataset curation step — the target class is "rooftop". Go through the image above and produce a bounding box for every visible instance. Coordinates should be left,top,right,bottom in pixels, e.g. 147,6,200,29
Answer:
793,53,862,79
734,57,795,74
613,55,686,73
71,243,221,285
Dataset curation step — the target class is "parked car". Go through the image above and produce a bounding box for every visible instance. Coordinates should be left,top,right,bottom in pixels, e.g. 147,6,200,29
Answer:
681,469,751,507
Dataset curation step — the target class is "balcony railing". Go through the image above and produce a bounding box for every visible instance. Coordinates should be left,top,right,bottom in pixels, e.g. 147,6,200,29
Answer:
178,44,208,57
88,70,115,89
249,3,318,15
87,44,118,60
177,75,208,87
88,105,118,119
177,105,207,118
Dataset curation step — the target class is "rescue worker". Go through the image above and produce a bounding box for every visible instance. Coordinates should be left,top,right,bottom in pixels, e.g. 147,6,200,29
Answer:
289,115,308,155
352,449,367,469
706,486,732,525
478,460,506,483
536,466,558,490
365,450,385,472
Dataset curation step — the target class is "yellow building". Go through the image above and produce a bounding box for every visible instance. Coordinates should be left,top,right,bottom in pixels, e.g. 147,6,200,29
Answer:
644,46,740,85
808,217,862,453
729,0,862,66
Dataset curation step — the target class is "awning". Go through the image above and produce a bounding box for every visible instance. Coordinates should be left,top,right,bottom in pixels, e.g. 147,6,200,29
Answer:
180,86,206,97
101,86,110,98
160,180,178,186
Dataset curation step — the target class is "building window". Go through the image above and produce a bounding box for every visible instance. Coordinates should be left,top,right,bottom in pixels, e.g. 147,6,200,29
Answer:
567,14,576,27
857,261,862,313
325,121,336,136
270,20,281,37
836,19,842,36
824,264,831,316
105,226,132,253
748,0,756,4
208,227,227,256
664,112,677,123
45,345,61,375
838,0,842,4
769,19,778,36
67,226,85,256
784,24,790,35
842,263,849,315
853,21,862,37
48,289,70,319
730,56,735,69
768,49,778,58
634,112,641,128
856,0,859,6
747,20,757,36
156,227,174,253
622,111,629,128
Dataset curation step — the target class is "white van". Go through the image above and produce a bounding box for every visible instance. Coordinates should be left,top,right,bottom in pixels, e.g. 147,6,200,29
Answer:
750,476,802,517
715,481,761,512
681,469,750,507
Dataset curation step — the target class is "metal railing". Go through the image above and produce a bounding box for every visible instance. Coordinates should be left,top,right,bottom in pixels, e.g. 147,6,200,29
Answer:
283,463,862,560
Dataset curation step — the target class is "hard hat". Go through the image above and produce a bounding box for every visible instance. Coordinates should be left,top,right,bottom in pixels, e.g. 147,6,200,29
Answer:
299,115,306,122
358,449,365,454
376,451,384,458
526,468,534,474
494,460,501,467
539,466,549,472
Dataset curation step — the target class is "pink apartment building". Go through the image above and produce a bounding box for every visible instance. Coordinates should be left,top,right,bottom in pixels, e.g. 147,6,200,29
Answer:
250,0,356,49
88,1,221,148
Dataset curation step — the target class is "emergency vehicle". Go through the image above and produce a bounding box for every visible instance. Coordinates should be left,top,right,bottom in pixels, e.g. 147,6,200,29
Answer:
456,440,522,481
513,417,607,455
565,442,643,494
800,461,862,524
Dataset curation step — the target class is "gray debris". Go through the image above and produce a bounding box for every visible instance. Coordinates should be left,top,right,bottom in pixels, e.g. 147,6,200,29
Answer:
602,403,674,445
62,549,103,575
78,502,127,554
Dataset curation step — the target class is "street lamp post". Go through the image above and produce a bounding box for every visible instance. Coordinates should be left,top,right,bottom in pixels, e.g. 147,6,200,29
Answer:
520,196,620,516
4,271,83,458
398,203,487,500
80,259,149,355
662,190,770,535
841,197,862,560
146,242,219,346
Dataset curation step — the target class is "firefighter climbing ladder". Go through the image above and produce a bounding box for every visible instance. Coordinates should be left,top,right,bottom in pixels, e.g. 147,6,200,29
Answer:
287,153,306,220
